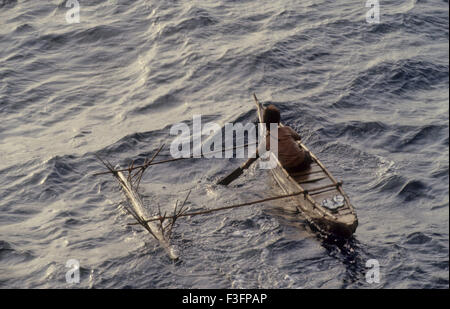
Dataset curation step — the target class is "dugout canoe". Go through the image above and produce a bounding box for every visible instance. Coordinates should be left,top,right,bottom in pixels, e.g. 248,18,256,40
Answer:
254,94,358,238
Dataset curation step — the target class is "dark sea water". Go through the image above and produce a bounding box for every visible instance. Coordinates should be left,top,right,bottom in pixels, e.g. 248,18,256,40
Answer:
0,0,448,288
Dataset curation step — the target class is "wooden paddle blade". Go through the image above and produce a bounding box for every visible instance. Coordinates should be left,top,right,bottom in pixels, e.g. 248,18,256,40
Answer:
217,167,244,186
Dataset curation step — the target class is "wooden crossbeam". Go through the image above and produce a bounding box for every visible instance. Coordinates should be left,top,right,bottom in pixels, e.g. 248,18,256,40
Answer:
296,176,327,184
289,169,323,177
306,181,343,194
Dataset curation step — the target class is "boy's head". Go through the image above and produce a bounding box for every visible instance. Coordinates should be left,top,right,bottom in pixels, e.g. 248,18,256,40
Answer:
263,105,280,131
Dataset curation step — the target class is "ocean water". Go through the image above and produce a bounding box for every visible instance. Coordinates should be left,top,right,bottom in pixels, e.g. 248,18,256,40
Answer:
0,0,448,288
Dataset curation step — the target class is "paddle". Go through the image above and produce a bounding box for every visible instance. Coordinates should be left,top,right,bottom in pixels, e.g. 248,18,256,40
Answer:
217,155,259,186
217,92,265,186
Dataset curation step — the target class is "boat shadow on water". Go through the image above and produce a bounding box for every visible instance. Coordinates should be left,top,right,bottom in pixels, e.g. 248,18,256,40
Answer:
264,200,368,288
320,235,367,288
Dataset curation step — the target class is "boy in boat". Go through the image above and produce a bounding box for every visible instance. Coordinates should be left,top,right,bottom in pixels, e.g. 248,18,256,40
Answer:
261,105,312,172
218,105,312,185
217,104,312,185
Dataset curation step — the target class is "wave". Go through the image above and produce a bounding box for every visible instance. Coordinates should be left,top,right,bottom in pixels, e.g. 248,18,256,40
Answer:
382,124,448,153
397,179,430,202
0,240,35,264
130,91,183,115
0,0,17,9
318,121,388,140
371,174,408,193
348,59,449,97
157,7,218,38
401,10,449,40
405,231,432,245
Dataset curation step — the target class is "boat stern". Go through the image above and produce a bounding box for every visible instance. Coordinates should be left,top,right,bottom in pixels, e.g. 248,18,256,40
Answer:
316,213,358,238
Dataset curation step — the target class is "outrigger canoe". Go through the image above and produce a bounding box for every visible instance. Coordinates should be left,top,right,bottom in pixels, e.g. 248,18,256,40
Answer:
254,94,358,238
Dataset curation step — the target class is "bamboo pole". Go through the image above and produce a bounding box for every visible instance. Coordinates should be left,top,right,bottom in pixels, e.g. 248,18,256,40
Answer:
93,142,257,176
131,189,308,225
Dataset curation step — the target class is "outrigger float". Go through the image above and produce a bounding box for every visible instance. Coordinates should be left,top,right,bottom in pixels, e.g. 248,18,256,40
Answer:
96,148,188,261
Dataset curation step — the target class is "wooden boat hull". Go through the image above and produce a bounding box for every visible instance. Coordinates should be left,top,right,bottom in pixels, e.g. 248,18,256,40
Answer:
270,162,357,238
